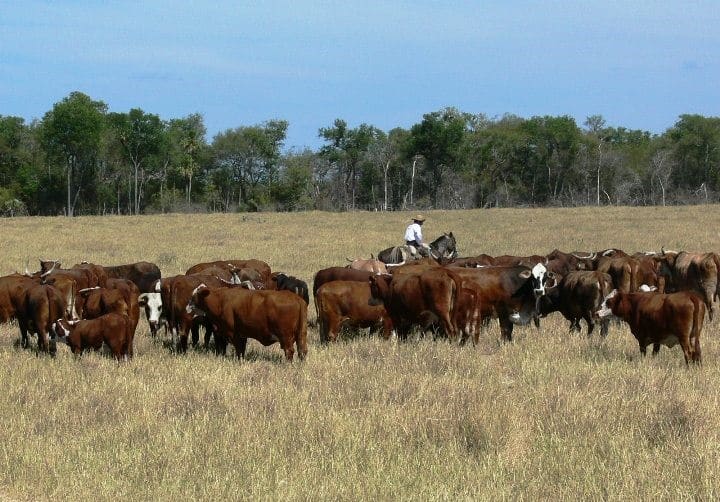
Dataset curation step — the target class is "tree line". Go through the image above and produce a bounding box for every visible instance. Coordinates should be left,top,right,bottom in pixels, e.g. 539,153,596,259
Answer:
1,91,719,216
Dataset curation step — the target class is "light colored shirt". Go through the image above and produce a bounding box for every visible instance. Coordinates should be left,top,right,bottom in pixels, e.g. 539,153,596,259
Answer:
404,223,423,244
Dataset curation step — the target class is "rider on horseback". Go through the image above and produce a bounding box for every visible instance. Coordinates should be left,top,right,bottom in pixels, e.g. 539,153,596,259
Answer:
404,214,431,257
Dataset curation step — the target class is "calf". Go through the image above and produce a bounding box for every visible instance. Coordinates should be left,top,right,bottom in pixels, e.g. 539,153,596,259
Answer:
79,279,139,357
596,290,704,364
316,280,392,342
187,285,308,361
271,273,309,305
53,313,131,360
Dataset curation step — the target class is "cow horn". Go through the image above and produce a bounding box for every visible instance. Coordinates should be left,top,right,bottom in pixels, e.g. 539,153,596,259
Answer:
346,257,355,263
24,258,31,277
239,280,255,290
40,260,59,278
78,287,100,293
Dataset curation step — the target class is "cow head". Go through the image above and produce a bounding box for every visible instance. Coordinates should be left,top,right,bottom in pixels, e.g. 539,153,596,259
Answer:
186,284,210,317
40,259,60,277
138,292,163,333
51,318,73,344
368,274,392,306
521,263,555,298
595,289,619,318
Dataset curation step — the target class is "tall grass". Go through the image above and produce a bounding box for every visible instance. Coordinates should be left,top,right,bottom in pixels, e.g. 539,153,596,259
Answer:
1,206,719,500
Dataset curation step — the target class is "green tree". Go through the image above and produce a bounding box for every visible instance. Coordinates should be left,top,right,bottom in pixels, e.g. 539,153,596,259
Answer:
667,114,720,197
319,119,384,210
40,92,107,216
211,120,288,210
408,108,469,207
107,108,164,214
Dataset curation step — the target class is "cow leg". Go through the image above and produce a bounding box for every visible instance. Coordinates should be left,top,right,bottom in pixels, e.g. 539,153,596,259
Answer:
584,315,595,337
234,337,248,359
282,340,295,361
190,322,200,347
652,343,661,356
214,333,228,356
600,318,610,338
18,321,29,349
693,336,702,363
499,318,514,342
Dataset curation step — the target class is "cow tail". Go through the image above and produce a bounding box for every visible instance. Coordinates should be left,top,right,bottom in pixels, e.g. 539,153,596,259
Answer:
713,253,720,302
692,295,705,362
296,299,308,360
315,290,326,343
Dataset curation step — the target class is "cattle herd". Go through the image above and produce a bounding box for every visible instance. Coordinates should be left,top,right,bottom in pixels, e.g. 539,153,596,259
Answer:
0,246,717,365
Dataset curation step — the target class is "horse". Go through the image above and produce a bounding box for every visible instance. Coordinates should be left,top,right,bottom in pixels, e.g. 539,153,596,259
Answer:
377,232,457,266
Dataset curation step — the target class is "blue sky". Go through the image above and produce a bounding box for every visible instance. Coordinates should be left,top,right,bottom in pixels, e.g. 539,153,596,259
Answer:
1,1,718,150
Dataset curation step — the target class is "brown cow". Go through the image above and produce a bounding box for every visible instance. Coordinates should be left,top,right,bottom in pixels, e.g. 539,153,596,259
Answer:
159,274,227,353
53,313,131,360
368,268,460,341
186,285,308,361
537,270,613,336
186,259,271,286
15,282,66,354
72,262,108,288
0,273,39,346
103,261,161,293
313,267,375,295
654,251,719,320
596,290,704,364
316,280,392,342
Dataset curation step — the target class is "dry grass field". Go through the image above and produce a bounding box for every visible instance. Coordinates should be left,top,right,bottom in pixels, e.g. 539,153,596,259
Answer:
1,206,720,500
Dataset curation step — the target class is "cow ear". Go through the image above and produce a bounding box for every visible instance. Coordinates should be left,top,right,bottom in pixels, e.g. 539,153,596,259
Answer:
138,293,148,306
199,287,211,298
519,270,532,279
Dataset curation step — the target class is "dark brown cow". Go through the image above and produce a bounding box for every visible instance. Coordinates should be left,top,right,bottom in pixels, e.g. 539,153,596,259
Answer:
537,271,613,336
271,273,309,305
450,264,553,343
654,251,719,320
103,261,161,293
316,280,392,342
16,282,66,354
596,290,704,364
368,268,460,341
186,259,271,286
186,285,308,361
545,249,594,276
53,313,131,360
